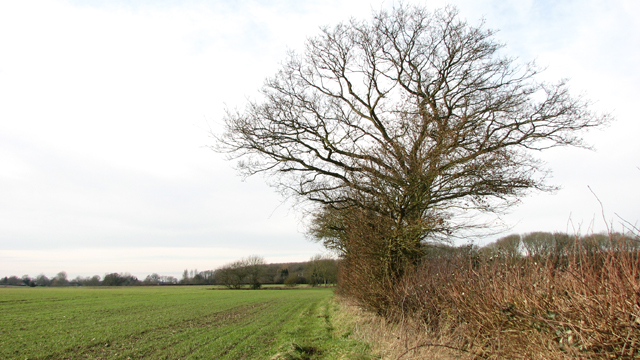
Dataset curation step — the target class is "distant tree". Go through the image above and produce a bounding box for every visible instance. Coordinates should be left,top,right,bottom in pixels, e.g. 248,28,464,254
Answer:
581,233,611,254
284,273,299,287
35,274,51,287
2,275,22,286
51,271,69,287
483,234,522,258
231,260,250,288
192,273,204,284
215,261,247,289
103,273,140,286
181,269,190,284
305,255,338,286
178,269,212,285
103,273,122,286
199,270,215,284
69,276,83,286
521,232,556,257
274,265,289,284
214,256,266,289
86,275,102,286
552,232,572,257
244,255,266,289
214,265,233,288
164,276,178,284
21,275,35,287
610,232,640,251
423,243,473,259
71,275,99,287
124,273,141,286
143,274,177,285
143,273,162,285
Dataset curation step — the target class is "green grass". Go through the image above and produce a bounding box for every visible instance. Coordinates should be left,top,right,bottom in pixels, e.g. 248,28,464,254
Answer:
0,286,374,359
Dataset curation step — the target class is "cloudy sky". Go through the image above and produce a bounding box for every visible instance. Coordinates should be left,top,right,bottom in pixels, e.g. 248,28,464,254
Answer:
1,0,638,279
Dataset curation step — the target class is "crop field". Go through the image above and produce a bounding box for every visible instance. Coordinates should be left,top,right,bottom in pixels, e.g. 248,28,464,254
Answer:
0,286,373,359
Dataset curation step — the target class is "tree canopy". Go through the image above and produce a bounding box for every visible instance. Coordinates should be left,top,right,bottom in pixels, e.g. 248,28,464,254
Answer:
217,5,608,269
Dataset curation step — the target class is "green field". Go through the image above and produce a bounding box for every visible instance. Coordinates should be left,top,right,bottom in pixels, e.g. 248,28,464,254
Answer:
0,286,373,359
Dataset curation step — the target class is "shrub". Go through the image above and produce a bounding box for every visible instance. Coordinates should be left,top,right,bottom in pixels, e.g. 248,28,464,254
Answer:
284,274,299,287
381,232,640,358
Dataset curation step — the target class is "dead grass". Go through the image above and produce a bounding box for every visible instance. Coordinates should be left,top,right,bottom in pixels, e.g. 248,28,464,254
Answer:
338,296,473,360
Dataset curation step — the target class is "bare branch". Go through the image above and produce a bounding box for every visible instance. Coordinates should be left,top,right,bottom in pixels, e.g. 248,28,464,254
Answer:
214,4,610,263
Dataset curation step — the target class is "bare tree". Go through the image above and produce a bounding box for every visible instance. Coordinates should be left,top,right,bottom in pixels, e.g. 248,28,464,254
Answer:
215,260,246,289
51,271,69,287
244,255,266,289
521,232,556,257
217,5,608,272
482,234,522,258
305,254,337,286
215,257,264,289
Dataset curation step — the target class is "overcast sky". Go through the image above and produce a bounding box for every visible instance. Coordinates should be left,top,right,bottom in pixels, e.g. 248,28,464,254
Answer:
1,0,638,279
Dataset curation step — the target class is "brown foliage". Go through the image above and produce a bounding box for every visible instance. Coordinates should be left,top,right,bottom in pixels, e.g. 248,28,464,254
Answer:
336,208,429,315
380,234,640,359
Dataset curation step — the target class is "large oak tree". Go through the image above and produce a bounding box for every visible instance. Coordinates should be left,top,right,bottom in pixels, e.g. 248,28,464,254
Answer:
217,5,608,271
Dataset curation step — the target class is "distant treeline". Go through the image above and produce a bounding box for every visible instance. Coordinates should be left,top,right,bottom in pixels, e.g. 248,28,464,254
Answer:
476,231,639,258
1,254,337,288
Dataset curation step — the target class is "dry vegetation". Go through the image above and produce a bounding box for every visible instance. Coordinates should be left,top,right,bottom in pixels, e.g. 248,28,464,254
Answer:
215,3,625,358
339,297,472,360
340,232,640,359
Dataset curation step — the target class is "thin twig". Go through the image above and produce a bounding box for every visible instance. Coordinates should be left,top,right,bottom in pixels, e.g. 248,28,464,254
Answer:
615,213,640,235
587,185,610,234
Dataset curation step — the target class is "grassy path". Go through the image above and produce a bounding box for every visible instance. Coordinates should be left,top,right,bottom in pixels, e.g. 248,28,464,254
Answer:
0,286,373,359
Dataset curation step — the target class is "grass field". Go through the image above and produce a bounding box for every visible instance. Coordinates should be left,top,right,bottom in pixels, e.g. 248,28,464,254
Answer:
0,286,374,359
